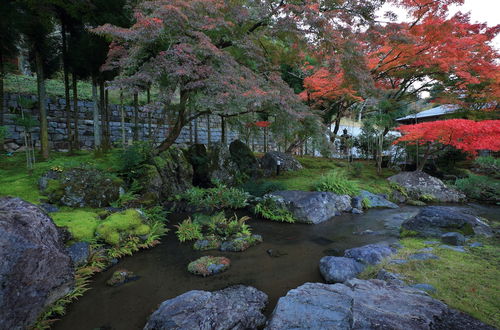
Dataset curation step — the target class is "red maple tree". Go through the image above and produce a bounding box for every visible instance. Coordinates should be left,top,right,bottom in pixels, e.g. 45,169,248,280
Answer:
394,119,500,170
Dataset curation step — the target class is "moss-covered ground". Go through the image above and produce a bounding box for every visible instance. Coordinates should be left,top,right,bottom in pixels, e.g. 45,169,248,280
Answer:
359,237,500,328
266,156,396,195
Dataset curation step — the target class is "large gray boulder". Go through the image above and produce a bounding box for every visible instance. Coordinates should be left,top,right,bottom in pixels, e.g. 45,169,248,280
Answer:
266,279,495,330
319,256,365,283
145,146,194,200
40,167,122,208
358,190,399,209
388,171,465,203
208,143,241,185
269,190,352,224
344,243,397,265
260,151,303,177
229,140,261,178
144,285,267,330
402,206,493,238
0,198,75,330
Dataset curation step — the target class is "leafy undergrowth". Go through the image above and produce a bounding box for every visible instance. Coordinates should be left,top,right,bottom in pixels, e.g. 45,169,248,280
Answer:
359,237,500,328
266,156,395,195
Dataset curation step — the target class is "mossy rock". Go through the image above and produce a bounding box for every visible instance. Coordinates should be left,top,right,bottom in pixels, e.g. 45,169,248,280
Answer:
106,269,140,287
96,209,150,245
193,235,222,251
186,144,211,187
150,146,193,200
220,234,263,252
187,256,231,277
40,167,122,208
229,140,260,178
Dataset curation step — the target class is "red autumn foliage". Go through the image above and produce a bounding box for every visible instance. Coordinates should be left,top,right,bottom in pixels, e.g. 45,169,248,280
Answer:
394,119,500,155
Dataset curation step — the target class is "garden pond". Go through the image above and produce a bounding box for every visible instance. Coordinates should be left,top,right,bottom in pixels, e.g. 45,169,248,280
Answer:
53,203,500,330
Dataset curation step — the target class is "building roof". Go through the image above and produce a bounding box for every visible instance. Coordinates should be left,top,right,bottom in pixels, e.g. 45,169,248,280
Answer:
396,104,459,122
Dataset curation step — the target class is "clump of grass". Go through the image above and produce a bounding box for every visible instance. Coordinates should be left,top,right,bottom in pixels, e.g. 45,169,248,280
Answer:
175,218,203,242
359,237,500,328
314,170,360,196
254,197,296,223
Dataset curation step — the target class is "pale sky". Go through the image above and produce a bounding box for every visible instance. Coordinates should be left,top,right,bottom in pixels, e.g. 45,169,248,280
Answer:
378,0,500,49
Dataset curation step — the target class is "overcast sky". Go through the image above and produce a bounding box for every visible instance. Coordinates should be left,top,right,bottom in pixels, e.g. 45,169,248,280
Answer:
378,0,500,49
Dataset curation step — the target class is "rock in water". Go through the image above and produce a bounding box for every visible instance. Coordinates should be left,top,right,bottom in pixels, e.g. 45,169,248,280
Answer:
388,171,465,203
268,190,352,224
319,256,365,283
358,190,399,209
144,285,267,330
260,151,303,176
0,197,74,329
402,206,493,238
266,279,496,330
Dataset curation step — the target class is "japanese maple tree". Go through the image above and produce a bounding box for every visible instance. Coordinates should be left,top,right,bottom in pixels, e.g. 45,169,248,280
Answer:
394,119,500,170
94,0,385,152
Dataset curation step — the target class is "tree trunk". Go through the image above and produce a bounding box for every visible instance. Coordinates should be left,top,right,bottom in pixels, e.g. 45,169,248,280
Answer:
417,144,431,171
35,50,49,160
220,115,226,145
120,90,125,148
0,52,4,151
329,111,342,143
206,114,211,146
156,89,188,153
133,92,139,141
61,21,72,152
72,72,79,150
92,76,101,149
100,80,109,150
147,87,152,141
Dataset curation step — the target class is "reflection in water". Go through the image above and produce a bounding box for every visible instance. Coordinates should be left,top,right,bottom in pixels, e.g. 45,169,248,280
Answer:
53,204,499,330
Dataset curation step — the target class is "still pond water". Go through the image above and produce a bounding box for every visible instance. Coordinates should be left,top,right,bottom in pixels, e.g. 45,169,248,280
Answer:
54,204,500,330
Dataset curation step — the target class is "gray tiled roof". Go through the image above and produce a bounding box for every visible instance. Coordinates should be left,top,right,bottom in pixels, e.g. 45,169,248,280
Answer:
396,104,459,122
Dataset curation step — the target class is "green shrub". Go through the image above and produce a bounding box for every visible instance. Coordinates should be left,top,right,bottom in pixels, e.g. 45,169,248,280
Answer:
175,218,203,242
455,174,500,202
96,209,151,246
180,183,249,210
254,197,295,223
314,170,360,196
240,181,286,197
474,156,500,177
400,229,419,238
115,141,154,176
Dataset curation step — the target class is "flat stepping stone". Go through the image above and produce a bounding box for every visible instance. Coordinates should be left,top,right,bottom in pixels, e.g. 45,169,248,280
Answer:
439,245,466,253
418,247,434,252
411,283,437,293
188,256,230,277
469,242,483,248
389,259,408,265
408,253,439,261
424,241,440,245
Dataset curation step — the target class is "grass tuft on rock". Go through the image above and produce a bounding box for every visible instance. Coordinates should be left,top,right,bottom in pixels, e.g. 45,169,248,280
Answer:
96,209,150,246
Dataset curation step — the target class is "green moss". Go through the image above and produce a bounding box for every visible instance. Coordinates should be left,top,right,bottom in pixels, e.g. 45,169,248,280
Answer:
419,194,437,203
266,157,395,194
362,197,371,209
50,209,100,242
359,237,500,328
96,209,150,245
407,200,427,206
400,229,419,238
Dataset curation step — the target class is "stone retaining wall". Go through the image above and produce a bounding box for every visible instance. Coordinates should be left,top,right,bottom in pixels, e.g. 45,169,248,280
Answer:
2,93,275,151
